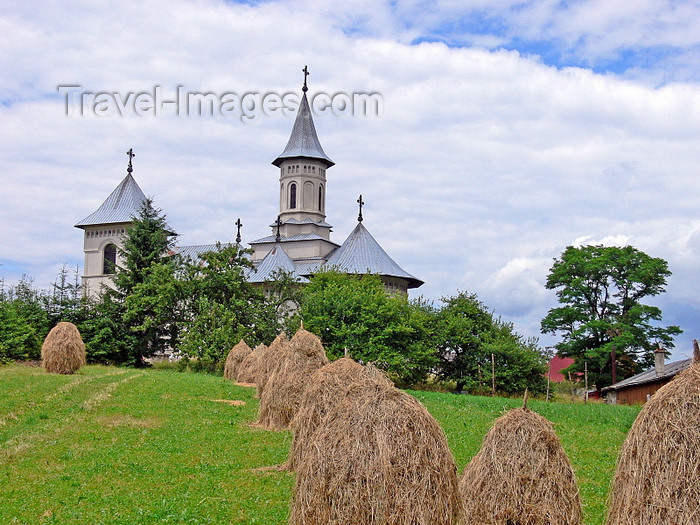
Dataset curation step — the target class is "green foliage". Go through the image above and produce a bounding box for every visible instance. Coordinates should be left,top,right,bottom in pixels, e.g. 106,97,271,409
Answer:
300,271,436,384
434,291,547,395
0,276,51,361
541,245,682,389
176,243,277,361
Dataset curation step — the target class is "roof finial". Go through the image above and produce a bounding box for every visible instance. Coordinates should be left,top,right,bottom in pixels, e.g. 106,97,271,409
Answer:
302,65,309,93
235,218,242,245
126,148,135,175
357,194,364,222
275,215,282,243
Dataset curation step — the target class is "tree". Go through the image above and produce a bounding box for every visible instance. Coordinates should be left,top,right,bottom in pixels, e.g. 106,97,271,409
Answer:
176,243,276,362
541,245,682,389
300,271,436,384
434,291,547,395
87,198,177,366
0,275,51,362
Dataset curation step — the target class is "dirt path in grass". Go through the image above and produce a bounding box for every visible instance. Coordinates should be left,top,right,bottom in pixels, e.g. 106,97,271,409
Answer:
0,372,144,458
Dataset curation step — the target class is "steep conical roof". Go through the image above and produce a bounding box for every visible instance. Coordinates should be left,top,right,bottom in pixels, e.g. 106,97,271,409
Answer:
325,222,423,288
248,243,309,283
272,91,334,168
75,173,147,228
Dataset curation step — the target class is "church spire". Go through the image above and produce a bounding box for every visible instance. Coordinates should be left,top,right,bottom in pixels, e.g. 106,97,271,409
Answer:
272,67,334,168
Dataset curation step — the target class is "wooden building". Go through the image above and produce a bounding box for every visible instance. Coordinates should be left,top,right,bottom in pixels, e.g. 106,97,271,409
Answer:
602,348,692,405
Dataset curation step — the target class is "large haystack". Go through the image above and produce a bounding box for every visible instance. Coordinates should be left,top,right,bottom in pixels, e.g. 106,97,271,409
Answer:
255,332,289,398
256,329,329,430
290,380,460,525
606,351,700,525
236,343,267,384
41,322,86,375
459,406,582,525
288,358,392,470
223,339,252,380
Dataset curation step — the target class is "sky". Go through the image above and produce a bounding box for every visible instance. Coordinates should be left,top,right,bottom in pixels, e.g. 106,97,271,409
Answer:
1,0,699,360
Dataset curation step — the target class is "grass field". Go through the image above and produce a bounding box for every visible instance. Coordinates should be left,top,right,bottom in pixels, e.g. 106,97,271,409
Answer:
0,364,640,524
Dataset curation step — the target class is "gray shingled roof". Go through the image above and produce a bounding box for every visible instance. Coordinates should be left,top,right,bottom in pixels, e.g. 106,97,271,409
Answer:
272,91,334,167
75,174,147,228
249,233,341,246
248,244,309,283
602,358,693,392
324,222,423,288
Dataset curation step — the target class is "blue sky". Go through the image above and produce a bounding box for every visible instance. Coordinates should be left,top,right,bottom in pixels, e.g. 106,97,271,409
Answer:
1,0,699,360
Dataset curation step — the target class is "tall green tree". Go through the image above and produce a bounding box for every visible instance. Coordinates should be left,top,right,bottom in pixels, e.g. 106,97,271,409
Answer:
176,243,276,361
0,276,51,362
300,270,436,384
434,291,547,395
84,198,177,366
541,244,682,389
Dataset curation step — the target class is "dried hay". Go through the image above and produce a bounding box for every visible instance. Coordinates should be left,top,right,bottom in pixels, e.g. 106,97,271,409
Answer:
235,343,267,384
459,406,582,525
41,322,86,375
223,339,252,380
255,333,290,398
290,379,460,525
287,358,392,470
606,352,700,525
256,329,329,430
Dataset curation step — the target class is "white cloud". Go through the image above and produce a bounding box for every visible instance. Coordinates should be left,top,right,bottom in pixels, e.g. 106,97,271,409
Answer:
0,0,698,360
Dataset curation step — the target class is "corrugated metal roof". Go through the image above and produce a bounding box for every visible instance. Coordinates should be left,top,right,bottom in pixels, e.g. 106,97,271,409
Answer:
270,218,333,228
170,244,236,262
75,174,147,228
250,233,340,246
324,222,423,288
248,244,309,283
272,91,334,167
602,358,693,391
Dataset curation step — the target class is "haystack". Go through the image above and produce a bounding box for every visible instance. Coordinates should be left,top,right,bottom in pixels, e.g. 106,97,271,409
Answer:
459,406,582,525
606,346,700,525
235,343,267,384
288,358,392,470
41,322,86,375
290,380,460,525
223,339,252,380
255,332,289,398
256,328,329,430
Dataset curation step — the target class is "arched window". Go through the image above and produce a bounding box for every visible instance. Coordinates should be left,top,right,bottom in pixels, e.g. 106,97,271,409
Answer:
103,243,117,275
290,183,297,209
318,185,323,211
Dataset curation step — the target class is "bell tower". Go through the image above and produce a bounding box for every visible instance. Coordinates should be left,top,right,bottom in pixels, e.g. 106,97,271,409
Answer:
271,66,335,240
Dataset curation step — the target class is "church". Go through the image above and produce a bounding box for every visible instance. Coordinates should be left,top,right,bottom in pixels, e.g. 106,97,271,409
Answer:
75,73,423,295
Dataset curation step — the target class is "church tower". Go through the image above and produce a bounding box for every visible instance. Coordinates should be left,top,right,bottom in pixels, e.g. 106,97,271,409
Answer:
250,67,339,263
74,149,147,297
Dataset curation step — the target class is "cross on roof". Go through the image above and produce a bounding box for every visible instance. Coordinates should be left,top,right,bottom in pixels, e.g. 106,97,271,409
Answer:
235,218,242,244
302,65,309,93
275,215,282,243
357,194,364,222
126,148,135,175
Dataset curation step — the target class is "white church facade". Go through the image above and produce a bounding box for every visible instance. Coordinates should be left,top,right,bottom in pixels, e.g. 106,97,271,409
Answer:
75,74,422,296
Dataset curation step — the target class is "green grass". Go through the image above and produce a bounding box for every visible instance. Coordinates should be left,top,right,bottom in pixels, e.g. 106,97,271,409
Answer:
0,364,639,524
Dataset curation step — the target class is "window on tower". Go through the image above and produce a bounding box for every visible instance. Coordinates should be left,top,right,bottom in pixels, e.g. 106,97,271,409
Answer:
103,243,117,275
290,183,297,209
318,185,323,211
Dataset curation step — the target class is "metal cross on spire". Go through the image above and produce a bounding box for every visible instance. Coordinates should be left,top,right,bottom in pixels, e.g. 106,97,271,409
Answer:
275,215,282,243
357,194,364,222
302,65,309,93
126,148,135,175
235,218,243,244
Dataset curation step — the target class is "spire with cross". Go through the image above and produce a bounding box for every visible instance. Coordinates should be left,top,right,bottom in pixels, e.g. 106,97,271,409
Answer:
275,215,282,243
126,148,135,175
357,194,364,222
302,65,309,93
235,218,243,244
